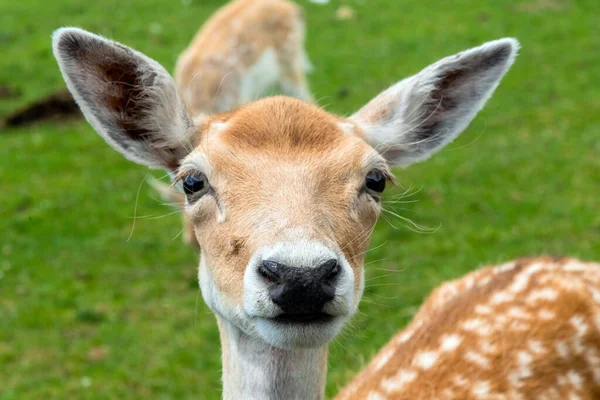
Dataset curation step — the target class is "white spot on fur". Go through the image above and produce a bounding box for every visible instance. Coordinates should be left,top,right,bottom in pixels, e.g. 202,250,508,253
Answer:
478,276,492,287
538,309,556,320
465,351,491,369
563,261,586,272
590,289,600,305
464,276,476,289
528,340,546,355
463,318,486,331
526,288,559,302
463,318,494,336
494,314,508,328
508,274,530,293
571,336,585,355
413,351,438,370
496,261,516,273
517,350,533,365
479,340,498,354
367,391,386,400
584,347,600,384
556,341,571,359
381,369,417,393
524,262,544,275
567,370,583,390
440,334,462,352
374,348,396,371
472,381,491,398
453,375,468,387
490,291,514,305
508,363,532,388
475,304,493,315
397,331,413,343
507,307,531,320
570,315,589,337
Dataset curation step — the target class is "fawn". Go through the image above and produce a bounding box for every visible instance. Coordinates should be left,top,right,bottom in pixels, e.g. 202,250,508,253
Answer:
52,18,519,399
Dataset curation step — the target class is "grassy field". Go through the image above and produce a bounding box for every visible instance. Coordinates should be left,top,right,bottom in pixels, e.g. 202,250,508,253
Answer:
1,0,599,398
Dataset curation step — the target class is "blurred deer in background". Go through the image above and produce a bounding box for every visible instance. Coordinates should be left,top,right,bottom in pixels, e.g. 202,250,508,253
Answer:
153,0,314,249
337,257,600,399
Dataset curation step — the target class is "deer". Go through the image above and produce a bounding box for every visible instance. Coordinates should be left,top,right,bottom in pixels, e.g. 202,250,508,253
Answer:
176,0,313,115
336,256,600,399
52,22,519,399
152,0,314,249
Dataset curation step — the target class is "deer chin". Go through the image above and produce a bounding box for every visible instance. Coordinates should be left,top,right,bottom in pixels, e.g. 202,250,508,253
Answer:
253,313,348,349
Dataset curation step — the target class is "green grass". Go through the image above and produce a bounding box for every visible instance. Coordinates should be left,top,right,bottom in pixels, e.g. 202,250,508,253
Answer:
1,0,599,398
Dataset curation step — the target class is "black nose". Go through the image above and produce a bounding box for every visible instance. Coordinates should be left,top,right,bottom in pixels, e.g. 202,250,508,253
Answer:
259,259,341,314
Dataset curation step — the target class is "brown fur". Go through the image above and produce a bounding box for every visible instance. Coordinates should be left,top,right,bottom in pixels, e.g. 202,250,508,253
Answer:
184,97,384,303
336,257,600,399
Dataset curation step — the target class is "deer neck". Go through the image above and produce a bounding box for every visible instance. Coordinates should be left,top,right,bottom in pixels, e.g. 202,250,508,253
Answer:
216,316,329,400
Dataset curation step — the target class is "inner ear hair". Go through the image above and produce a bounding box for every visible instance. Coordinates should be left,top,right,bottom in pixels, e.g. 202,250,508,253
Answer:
52,27,194,170
352,38,519,167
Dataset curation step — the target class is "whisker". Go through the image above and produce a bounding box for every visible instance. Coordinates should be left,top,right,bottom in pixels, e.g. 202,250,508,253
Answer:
365,272,397,282
367,292,402,300
127,209,182,220
331,336,361,363
127,172,149,241
171,226,186,243
382,208,441,234
360,297,393,308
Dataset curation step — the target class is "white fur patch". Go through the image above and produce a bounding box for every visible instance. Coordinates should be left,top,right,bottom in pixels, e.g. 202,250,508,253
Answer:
556,341,571,359
413,351,438,370
374,348,396,371
526,288,559,302
239,48,280,103
538,309,556,320
440,334,462,352
381,369,417,393
490,291,514,305
465,351,491,369
472,381,491,398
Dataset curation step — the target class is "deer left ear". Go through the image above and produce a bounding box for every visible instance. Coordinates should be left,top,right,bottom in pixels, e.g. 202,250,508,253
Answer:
52,27,194,171
351,38,519,167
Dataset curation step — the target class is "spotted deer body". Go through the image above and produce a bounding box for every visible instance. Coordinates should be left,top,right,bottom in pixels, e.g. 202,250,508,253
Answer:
337,257,600,400
52,22,519,399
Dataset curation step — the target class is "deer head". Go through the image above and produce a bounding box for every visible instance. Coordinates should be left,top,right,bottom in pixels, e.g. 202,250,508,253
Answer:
52,27,518,352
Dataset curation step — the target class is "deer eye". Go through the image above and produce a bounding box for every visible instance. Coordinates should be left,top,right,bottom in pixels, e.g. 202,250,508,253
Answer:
365,170,386,193
182,172,208,198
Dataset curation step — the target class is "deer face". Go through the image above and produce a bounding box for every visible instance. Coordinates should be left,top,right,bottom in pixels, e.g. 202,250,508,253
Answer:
52,28,517,348
178,100,386,347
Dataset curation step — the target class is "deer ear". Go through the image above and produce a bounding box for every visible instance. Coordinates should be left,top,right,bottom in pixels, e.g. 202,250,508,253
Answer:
52,27,193,170
351,38,519,167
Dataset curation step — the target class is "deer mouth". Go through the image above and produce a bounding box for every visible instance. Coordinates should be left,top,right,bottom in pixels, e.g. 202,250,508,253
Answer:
272,312,335,324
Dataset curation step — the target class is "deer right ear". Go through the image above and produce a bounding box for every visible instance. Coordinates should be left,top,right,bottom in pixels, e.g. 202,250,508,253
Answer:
52,27,194,170
351,38,519,167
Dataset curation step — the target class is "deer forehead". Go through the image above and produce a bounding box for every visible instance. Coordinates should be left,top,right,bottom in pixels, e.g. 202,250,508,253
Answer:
185,97,383,187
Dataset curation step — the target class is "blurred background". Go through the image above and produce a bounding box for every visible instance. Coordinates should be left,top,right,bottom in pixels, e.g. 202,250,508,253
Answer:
1,0,598,398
